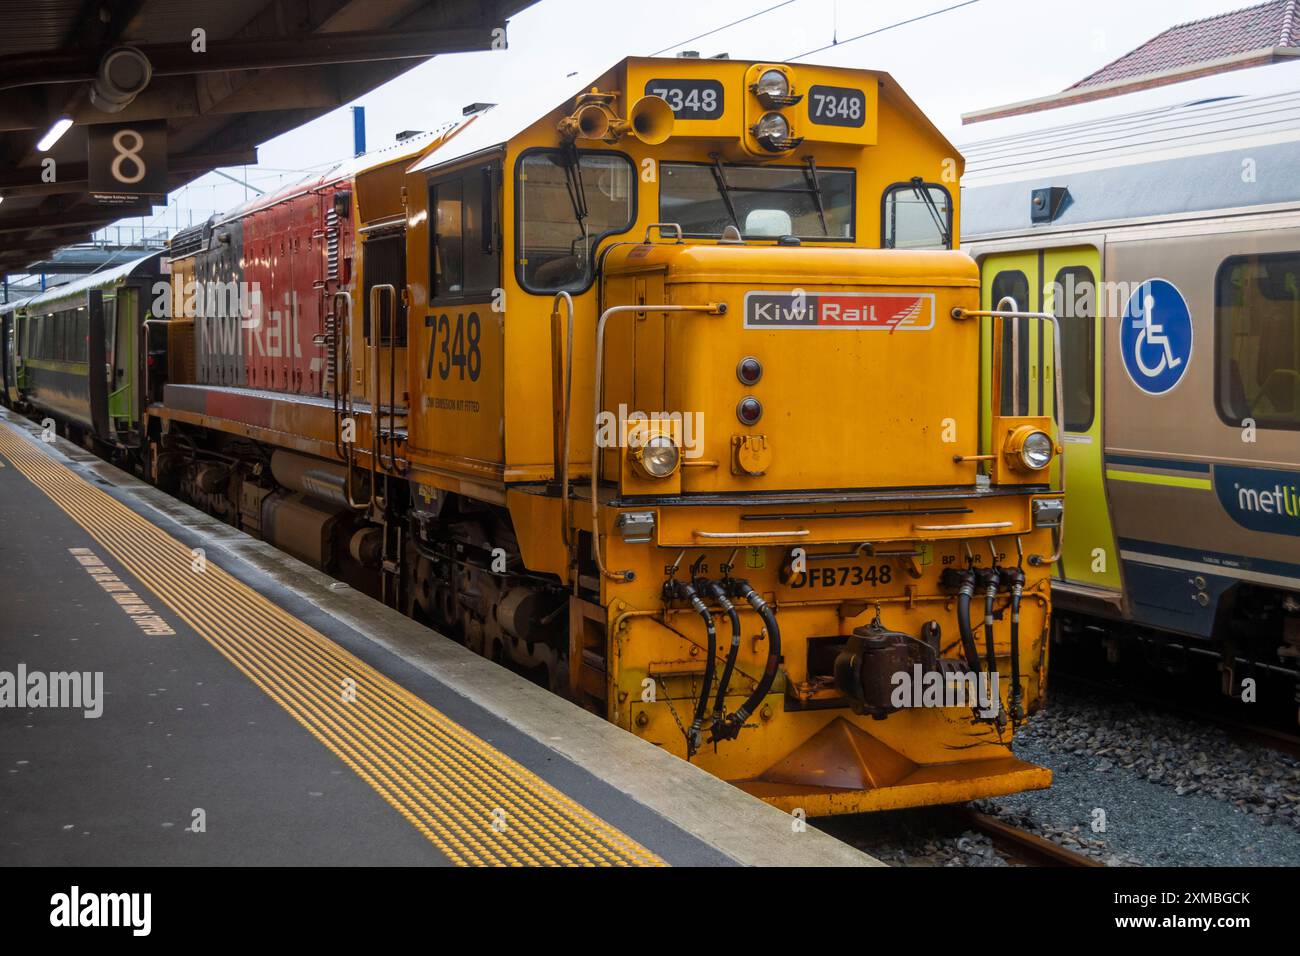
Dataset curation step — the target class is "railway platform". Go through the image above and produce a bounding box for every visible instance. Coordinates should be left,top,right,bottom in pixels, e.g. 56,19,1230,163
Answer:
0,410,873,867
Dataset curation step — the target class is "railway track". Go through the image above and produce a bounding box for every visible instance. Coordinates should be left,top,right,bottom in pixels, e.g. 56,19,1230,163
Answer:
958,808,1101,867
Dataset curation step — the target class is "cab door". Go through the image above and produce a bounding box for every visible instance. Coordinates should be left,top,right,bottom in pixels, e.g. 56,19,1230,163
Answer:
980,246,1120,593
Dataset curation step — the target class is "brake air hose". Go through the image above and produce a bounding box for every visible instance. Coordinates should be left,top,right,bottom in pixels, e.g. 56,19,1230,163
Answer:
978,566,1006,725
706,581,741,726
1002,566,1026,724
955,567,982,672
715,579,781,741
980,568,999,680
668,579,716,754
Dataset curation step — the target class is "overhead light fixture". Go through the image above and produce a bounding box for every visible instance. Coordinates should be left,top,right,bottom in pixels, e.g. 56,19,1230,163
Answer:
37,116,74,152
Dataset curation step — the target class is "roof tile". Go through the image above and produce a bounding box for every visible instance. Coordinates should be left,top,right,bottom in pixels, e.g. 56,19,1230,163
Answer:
1070,0,1300,89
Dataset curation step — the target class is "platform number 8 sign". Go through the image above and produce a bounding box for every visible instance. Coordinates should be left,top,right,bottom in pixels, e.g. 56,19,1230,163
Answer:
88,121,167,200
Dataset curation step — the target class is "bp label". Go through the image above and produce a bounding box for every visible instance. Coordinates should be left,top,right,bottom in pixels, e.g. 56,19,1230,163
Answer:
1119,278,1193,395
744,291,935,330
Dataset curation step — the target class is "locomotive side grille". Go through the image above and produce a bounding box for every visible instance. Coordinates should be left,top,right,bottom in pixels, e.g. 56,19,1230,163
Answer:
323,307,336,394
325,208,340,283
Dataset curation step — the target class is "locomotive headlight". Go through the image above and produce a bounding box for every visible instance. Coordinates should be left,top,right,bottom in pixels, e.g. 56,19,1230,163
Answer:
755,70,789,100
1020,430,1054,470
751,111,793,152
634,434,680,479
1004,425,1055,471
750,68,800,108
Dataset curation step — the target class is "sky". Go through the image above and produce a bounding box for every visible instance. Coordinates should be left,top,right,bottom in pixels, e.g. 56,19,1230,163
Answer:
109,0,1256,241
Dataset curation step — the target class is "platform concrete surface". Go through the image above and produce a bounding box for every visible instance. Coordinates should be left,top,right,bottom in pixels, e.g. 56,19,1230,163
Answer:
0,410,878,867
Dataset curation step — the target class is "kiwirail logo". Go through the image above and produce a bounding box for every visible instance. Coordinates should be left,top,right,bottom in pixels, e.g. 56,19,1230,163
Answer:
743,290,936,331
0,664,103,718
151,277,266,325
890,666,1000,717
49,887,151,936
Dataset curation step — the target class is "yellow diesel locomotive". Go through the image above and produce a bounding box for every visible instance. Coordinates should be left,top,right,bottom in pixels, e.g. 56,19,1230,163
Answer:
136,56,1064,815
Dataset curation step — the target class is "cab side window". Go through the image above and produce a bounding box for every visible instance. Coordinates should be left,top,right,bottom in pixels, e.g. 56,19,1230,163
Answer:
428,162,500,303
883,180,952,250
516,149,635,293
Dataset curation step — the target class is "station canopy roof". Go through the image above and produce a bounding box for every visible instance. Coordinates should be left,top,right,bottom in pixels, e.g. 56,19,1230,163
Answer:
0,0,536,277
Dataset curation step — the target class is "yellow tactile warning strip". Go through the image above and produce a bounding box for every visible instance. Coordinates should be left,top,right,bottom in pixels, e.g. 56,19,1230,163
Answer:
0,422,664,867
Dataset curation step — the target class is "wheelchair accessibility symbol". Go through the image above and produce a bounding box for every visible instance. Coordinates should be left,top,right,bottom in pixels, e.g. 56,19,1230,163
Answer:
1120,278,1193,395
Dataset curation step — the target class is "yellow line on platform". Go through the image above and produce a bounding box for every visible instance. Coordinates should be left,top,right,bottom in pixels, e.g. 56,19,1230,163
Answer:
0,421,664,867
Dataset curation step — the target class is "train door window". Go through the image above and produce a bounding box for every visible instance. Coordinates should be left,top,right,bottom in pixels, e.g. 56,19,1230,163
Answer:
363,233,407,346
882,181,952,250
991,269,1030,416
516,149,635,293
1053,265,1096,432
428,163,500,302
1216,252,1300,430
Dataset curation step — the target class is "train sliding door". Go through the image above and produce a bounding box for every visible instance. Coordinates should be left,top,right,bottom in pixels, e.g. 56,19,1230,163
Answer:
980,246,1121,601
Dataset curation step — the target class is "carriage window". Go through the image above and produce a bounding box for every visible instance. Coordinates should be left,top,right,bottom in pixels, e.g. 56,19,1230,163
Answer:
883,181,952,250
517,150,634,292
52,311,67,361
1216,252,1300,431
991,269,1030,416
660,162,854,240
1054,266,1096,432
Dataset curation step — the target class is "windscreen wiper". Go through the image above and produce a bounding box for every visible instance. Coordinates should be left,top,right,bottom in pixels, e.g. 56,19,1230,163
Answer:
803,156,828,236
709,153,741,231
561,141,590,259
910,175,950,248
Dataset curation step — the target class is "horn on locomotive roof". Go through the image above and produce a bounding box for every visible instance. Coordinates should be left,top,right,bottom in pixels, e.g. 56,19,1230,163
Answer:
558,89,674,146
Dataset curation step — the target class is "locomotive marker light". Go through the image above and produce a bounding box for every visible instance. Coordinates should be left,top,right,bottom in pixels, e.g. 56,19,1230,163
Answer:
736,356,762,384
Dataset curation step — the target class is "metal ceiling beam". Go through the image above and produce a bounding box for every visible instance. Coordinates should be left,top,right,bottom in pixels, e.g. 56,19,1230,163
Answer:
0,204,153,234
0,26,498,91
